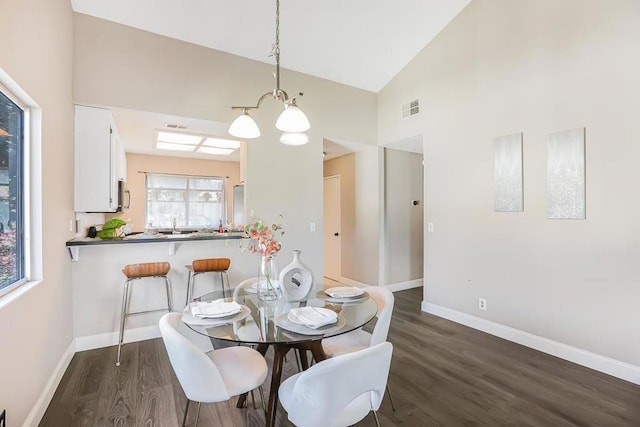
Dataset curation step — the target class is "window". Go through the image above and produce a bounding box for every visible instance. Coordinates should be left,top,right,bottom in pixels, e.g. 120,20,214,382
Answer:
0,85,25,291
146,173,226,229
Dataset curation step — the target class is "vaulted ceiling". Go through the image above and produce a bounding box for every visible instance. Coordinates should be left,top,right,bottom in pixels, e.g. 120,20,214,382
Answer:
71,0,471,93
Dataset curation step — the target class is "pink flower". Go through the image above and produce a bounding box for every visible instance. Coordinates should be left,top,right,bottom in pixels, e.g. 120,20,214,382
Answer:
240,214,285,259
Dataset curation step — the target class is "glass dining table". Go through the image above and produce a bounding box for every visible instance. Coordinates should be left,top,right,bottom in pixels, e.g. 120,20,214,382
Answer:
181,285,378,427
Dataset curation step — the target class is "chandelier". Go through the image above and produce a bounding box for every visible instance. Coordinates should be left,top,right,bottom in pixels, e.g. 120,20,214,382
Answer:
228,0,310,145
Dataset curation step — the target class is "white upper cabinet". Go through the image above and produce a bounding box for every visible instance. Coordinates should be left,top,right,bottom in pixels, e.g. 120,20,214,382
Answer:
74,105,124,212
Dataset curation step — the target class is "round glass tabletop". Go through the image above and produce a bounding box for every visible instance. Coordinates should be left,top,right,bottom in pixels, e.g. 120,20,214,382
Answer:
183,285,378,345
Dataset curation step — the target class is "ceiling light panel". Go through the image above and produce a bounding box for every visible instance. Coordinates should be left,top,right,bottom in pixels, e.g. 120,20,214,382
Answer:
202,137,241,149
156,141,196,152
157,131,203,145
196,146,235,156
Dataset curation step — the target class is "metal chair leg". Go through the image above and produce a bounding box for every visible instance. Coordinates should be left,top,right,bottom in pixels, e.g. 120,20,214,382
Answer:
222,271,230,298
182,399,191,427
164,276,173,312
194,401,202,427
386,384,397,411
185,271,193,306
116,279,131,366
258,386,266,415
373,410,381,427
250,389,257,409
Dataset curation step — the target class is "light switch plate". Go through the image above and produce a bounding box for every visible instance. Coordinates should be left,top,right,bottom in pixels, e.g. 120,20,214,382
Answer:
427,222,434,233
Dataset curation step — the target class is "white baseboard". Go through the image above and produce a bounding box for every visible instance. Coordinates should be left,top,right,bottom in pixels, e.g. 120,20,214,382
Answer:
422,301,640,386
75,325,161,352
385,278,423,292
338,277,423,292
338,276,368,288
23,340,75,427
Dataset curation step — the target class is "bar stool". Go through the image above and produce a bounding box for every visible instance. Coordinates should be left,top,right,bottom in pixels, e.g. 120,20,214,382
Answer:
117,262,173,366
185,258,231,305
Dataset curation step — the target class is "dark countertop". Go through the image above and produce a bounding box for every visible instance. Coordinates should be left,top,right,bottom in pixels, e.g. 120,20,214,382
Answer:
66,232,244,247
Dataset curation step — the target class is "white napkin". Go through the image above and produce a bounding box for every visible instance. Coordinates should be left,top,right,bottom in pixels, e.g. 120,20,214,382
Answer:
288,307,337,329
324,286,364,298
191,300,242,318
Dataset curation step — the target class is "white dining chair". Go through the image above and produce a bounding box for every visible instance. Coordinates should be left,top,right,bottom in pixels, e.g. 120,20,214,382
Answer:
159,312,268,426
321,285,396,410
279,341,393,427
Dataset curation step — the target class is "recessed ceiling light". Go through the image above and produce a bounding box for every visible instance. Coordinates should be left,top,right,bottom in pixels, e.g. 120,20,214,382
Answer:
196,146,235,156
157,141,196,152
202,137,241,150
157,131,202,145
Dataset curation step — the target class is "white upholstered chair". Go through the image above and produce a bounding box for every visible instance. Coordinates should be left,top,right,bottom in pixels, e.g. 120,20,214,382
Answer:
279,341,394,427
159,312,268,426
321,285,396,409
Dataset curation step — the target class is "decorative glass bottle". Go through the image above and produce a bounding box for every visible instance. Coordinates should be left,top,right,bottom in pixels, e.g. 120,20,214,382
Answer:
257,255,281,302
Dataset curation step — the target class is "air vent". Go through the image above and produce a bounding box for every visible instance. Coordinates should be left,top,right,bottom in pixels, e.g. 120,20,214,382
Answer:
401,99,420,118
165,123,188,130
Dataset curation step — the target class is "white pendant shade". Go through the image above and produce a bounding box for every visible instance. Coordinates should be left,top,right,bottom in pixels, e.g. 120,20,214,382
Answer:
229,112,261,139
276,105,310,133
280,132,309,146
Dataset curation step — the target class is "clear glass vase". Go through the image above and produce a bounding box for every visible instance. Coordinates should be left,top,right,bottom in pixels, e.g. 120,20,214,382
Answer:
257,255,281,302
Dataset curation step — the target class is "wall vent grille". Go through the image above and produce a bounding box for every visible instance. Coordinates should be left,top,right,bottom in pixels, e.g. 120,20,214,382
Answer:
402,99,420,118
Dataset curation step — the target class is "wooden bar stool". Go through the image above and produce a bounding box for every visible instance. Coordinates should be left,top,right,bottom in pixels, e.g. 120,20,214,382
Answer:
117,262,173,366
185,258,231,305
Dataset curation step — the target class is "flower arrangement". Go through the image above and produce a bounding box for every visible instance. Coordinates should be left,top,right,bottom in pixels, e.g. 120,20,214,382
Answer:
241,214,285,259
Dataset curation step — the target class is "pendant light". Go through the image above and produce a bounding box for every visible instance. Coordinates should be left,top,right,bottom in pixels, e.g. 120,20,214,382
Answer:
228,0,310,144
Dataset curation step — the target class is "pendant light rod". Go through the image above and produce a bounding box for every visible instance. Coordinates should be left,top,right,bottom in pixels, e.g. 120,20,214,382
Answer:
228,0,310,142
230,0,303,111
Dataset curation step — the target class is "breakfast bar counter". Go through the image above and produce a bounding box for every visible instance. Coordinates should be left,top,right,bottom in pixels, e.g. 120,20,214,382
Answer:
68,232,262,351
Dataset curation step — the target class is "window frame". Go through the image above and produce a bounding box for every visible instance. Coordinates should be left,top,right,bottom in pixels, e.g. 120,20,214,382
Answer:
0,69,39,301
145,172,227,230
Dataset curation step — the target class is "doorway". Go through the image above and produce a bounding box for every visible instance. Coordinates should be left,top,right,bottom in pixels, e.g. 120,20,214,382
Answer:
323,175,341,281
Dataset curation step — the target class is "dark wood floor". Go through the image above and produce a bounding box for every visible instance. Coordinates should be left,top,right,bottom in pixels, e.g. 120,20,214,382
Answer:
40,287,640,426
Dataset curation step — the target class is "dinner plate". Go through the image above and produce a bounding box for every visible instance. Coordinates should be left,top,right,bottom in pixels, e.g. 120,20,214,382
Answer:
324,286,365,298
182,304,251,326
244,283,258,294
316,290,369,304
287,307,337,328
276,313,346,336
190,300,242,318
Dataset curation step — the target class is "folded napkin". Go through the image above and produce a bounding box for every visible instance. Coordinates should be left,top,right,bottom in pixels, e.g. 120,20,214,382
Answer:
324,286,364,298
191,300,242,318
288,307,338,329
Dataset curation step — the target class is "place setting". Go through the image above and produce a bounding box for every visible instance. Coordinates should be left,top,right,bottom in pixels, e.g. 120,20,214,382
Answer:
276,305,346,336
182,298,251,326
316,286,369,303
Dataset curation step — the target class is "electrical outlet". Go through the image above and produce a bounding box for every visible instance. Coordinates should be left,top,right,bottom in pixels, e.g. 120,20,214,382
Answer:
478,298,487,311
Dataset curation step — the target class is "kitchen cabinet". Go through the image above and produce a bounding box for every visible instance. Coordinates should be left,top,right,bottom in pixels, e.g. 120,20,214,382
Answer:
74,105,125,212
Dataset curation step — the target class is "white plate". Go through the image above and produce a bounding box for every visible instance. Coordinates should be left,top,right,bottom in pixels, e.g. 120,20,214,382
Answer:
324,286,364,298
287,307,337,328
190,300,242,318
244,283,258,294
276,313,346,336
182,305,251,326
316,290,369,304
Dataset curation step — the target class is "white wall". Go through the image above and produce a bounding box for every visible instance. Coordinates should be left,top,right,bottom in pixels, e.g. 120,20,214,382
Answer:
0,0,74,424
324,150,381,285
72,13,378,286
378,0,640,367
384,148,423,285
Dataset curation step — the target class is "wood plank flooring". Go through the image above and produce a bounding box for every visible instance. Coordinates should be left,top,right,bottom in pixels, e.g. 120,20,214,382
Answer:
40,288,640,426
